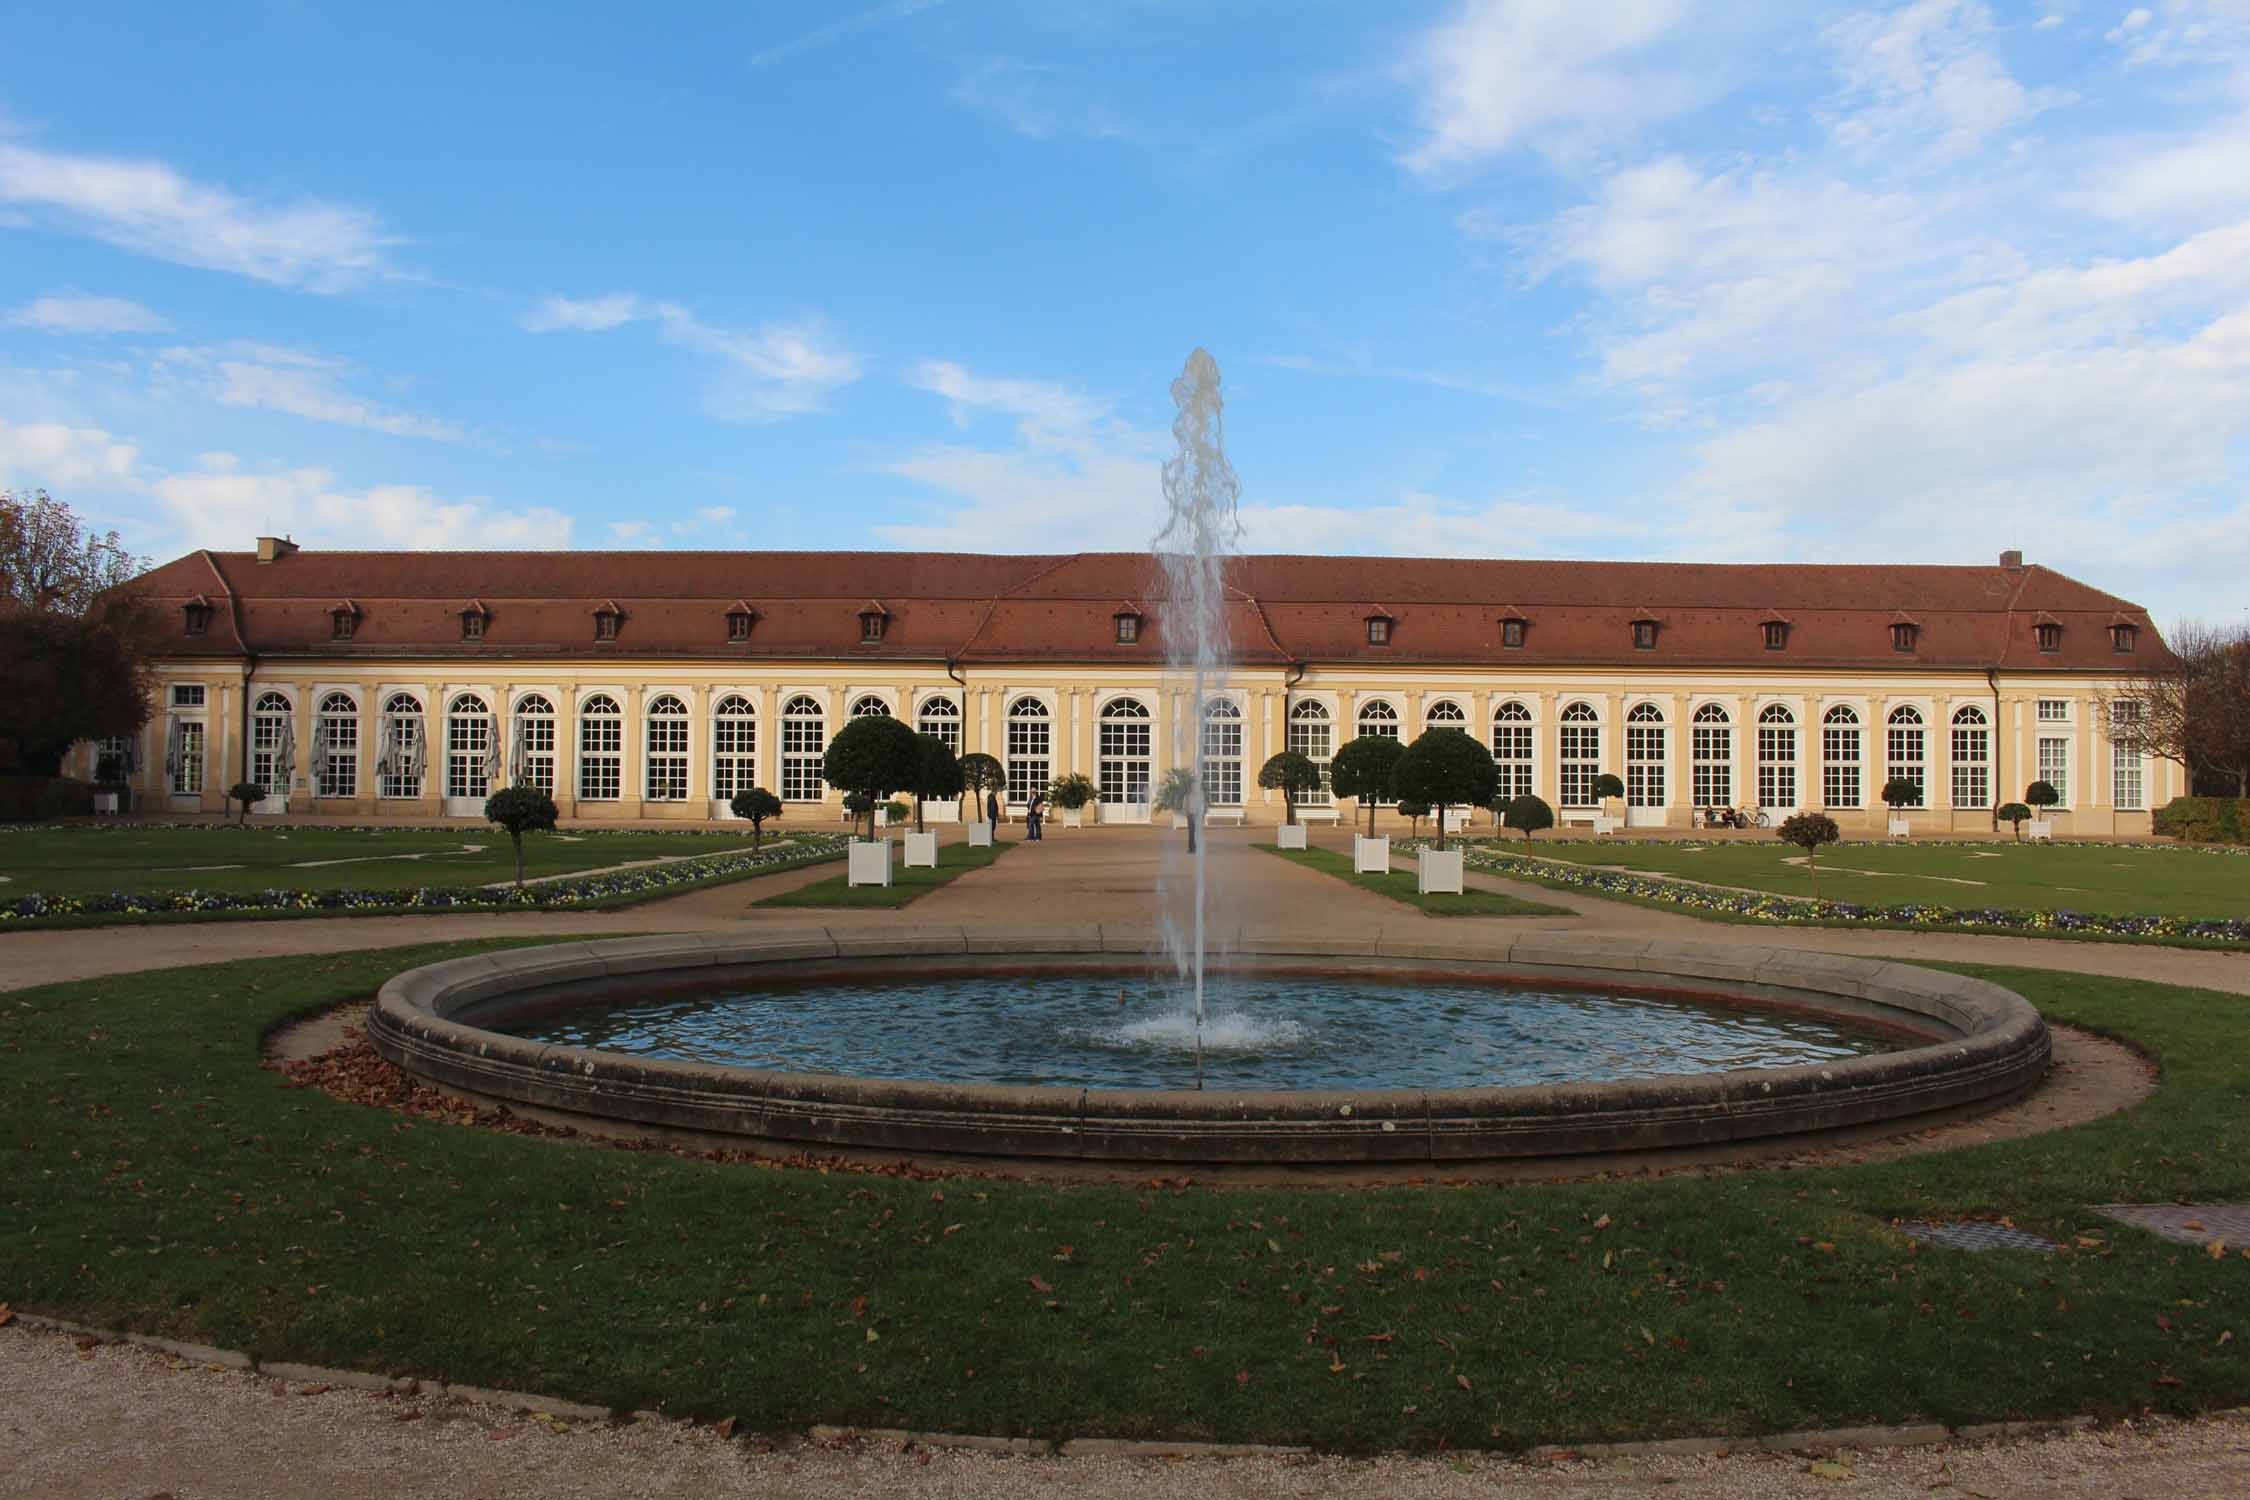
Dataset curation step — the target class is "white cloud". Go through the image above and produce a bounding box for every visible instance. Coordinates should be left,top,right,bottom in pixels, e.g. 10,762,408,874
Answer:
0,416,140,489
748,0,944,69
154,344,467,443
2106,0,2250,66
519,292,646,332
0,141,394,291
7,293,171,334
1397,0,1718,174
951,59,1127,140
1821,0,2055,160
149,463,574,551
522,294,862,418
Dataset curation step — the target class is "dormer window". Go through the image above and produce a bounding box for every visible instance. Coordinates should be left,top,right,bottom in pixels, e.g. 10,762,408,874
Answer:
1365,607,1394,646
331,609,355,640
1892,622,1918,653
2034,622,2061,653
460,606,487,641
1501,617,1526,649
1115,611,1140,644
1761,620,1788,651
727,610,753,642
2110,622,2137,653
859,601,890,643
1631,617,1658,650
593,606,620,642
182,602,212,637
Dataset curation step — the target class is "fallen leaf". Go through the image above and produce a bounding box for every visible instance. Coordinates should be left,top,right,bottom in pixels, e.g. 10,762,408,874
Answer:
1809,1459,1854,1480
865,1327,879,1343
1235,1369,1250,1387
715,1416,737,1439
1028,1274,1053,1294
1456,1374,1472,1391
2155,1375,2184,1388
0,1304,11,1329
1592,1215,1612,1231
2208,1240,2228,1260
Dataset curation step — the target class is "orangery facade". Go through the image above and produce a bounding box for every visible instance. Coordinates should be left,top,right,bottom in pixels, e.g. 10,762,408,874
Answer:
89,540,2178,836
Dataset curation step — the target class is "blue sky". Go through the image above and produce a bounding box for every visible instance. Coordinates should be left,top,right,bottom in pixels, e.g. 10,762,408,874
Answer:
3,1,2248,623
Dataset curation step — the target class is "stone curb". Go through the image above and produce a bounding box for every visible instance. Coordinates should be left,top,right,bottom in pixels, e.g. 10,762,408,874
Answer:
0,1313,2168,1462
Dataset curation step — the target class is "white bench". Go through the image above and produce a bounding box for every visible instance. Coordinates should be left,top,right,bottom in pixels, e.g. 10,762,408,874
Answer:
1205,808,1247,827
1564,813,1621,835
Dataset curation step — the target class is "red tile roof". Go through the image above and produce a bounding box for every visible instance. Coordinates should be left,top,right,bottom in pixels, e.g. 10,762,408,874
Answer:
129,548,2171,672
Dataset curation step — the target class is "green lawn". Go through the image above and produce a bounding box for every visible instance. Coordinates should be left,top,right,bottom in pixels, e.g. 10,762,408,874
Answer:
755,835,1015,909
1261,842,1570,918
1520,839,2249,920
6,942,2240,1449
0,825,781,898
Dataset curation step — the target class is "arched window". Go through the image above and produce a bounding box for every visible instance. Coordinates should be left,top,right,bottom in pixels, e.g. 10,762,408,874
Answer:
850,695,892,717
1624,702,1666,810
1886,707,1926,809
781,695,826,803
1492,701,1534,803
1097,697,1151,806
314,692,357,799
712,695,756,803
1356,699,1400,739
577,694,622,802
1425,699,1467,729
645,693,689,801
1005,697,1051,805
1558,701,1601,808
1289,700,1335,807
378,693,425,800
250,691,293,802
510,694,556,793
1822,706,1862,808
1950,705,1990,809
1690,704,1732,811
916,695,961,754
1202,699,1244,807
445,693,493,802
1756,704,1797,810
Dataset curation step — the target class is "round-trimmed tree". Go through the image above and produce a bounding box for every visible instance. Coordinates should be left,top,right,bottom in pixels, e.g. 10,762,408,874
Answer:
1329,734,1405,838
226,780,263,825
1592,772,1626,804
1390,727,1499,850
2025,780,2061,816
729,787,783,848
1256,750,1321,826
1502,793,1554,846
1777,811,1842,897
822,714,922,839
1996,801,2033,840
1881,776,1921,812
957,752,1005,823
483,784,558,888
911,734,963,831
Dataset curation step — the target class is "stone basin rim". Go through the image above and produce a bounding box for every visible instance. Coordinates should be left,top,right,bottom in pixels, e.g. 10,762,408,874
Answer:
365,927,2052,1164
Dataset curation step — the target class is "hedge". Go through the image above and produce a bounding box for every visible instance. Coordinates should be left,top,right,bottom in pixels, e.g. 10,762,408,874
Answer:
2153,796,2250,845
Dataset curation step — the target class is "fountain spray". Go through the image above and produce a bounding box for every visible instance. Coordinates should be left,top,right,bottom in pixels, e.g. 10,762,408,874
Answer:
1153,349,1242,1090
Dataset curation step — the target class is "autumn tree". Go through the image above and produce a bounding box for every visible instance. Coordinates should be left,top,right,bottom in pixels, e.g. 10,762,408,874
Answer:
2102,621,2250,797
0,490,155,776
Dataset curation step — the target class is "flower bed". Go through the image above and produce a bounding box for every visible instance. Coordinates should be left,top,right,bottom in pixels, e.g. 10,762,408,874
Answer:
0,836,847,926
1448,844,2250,945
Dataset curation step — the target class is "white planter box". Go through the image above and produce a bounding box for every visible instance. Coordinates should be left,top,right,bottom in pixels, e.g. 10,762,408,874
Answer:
903,831,939,868
2026,819,2054,842
1353,834,1390,874
1590,814,1621,836
966,821,994,848
847,839,893,888
1170,812,1190,830
1417,847,1465,895
1061,807,1085,828
1887,815,1912,839
92,791,120,815
1275,823,1308,850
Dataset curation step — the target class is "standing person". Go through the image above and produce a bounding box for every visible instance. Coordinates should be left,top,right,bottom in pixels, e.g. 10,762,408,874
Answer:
1026,792,1044,841
985,786,1001,830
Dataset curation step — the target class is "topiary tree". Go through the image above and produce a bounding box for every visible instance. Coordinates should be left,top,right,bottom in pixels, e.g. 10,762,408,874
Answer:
1996,801,2033,840
483,784,558,888
1329,734,1405,838
1154,765,1202,853
729,787,783,849
1502,792,1554,846
1256,750,1321,826
1390,728,1499,850
226,780,263,825
822,713,923,839
1592,772,1626,804
883,798,911,826
2025,780,2060,818
1881,776,1920,813
1047,772,1098,816
1777,811,1842,898
911,734,963,832
958,752,1005,823
1397,799,1429,840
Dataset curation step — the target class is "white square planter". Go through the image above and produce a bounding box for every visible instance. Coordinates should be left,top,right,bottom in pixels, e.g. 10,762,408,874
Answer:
1275,823,1308,850
2026,819,2054,842
1887,815,1912,839
1353,834,1390,874
1417,847,1465,895
847,839,893,888
1061,807,1085,829
903,830,939,868
966,821,994,848
92,791,120,815
1590,815,1621,836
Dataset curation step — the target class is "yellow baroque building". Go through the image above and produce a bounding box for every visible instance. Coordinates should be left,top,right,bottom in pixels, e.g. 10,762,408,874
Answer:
88,539,2177,836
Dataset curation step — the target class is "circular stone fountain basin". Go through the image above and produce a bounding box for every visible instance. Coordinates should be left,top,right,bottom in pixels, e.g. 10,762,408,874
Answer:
368,928,2051,1166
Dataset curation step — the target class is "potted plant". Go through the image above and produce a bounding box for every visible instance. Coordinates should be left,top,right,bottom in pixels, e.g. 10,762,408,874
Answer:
2024,779,2060,840
958,752,1005,844
822,714,922,841
226,780,263,825
1330,734,1403,874
1996,801,2033,841
1257,750,1320,849
1881,776,1919,838
1777,811,1842,898
1591,772,1626,833
729,787,783,850
92,751,126,815
483,785,559,889
1153,766,1202,852
1048,772,1097,829
1501,793,1554,847
1391,729,1498,853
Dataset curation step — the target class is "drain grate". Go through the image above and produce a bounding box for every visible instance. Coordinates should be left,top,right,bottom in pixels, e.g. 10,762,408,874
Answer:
1898,1220,2059,1254
2095,1203,2250,1248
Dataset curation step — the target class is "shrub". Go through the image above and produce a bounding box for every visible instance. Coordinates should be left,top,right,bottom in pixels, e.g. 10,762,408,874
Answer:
226,781,264,824
883,799,911,824
483,785,559,887
0,775,96,821
2153,796,2250,844
822,715,922,840
1501,793,1554,846
1396,799,1429,840
911,735,964,831
1047,772,1097,811
1390,728,1498,850
2025,780,2061,811
1592,772,1625,802
1329,735,1405,838
1996,802,2033,840
1881,777,1921,812
1255,751,1321,826
1777,811,1842,897
729,787,784,848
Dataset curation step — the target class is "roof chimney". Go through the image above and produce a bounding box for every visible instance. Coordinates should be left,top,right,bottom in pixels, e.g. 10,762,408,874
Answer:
256,535,298,564
1998,549,2024,571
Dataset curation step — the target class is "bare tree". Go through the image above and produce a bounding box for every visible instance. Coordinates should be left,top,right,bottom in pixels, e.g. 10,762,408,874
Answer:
1,489,146,614
2101,620,2250,798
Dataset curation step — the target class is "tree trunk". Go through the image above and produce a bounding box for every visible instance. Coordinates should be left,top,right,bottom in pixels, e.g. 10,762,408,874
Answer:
1435,803,1448,850
916,795,926,832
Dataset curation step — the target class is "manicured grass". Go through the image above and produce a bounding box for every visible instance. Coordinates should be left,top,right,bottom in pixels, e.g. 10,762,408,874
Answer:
6,943,2242,1449
754,835,1015,909
0,824,781,898
1523,838,2247,920
1260,842,1569,918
